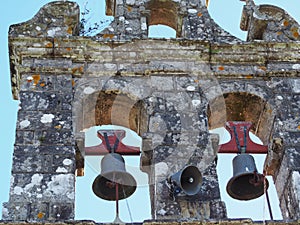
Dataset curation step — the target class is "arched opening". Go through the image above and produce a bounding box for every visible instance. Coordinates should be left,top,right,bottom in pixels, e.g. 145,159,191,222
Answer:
208,92,274,145
146,0,181,37
208,92,282,220
74,88,151,222
95,91,146,135
75,125,151,222
210,127,282,220
148,24,176,38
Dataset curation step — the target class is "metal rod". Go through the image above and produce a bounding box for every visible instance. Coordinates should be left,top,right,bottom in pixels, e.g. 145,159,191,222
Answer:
103,132,120,154
233,126,241,153
104,132,112,153
243,126,247,153
123,185,133,223
116,182,119,219
113,137,120,153
265,189,274,220
113,181,123,223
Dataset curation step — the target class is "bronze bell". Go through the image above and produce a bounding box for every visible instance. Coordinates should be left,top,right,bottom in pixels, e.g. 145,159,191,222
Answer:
226,154,269,200
92,153,137,201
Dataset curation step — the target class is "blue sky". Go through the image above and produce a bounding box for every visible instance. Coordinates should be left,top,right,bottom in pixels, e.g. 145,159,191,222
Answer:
0,0,299,222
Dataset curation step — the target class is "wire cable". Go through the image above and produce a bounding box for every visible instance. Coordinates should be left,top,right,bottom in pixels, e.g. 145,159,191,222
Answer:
122,186,134,223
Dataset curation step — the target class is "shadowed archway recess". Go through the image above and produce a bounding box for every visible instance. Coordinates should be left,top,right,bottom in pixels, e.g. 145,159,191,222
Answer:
146,0,181,37
95,91,147,136
208,92,274,145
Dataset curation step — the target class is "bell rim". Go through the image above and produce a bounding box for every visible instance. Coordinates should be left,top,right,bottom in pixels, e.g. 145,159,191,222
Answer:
92,171,137,201
226,173,269,201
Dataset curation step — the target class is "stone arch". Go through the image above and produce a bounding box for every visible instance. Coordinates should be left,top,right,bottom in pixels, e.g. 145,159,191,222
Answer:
207,90,284,219
75,124,151,221
72,77,150,170
95,91,146,135
146,0,181,37
72,77,153,220
72,77,152,138
208,91,275,145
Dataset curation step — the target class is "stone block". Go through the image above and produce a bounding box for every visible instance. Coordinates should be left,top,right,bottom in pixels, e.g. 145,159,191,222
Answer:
49,203,74,220
279,132,300,146
9,173,48,202
20,74,55,92
290,79,300,93
197,175,221,201
279,194,289,219
175,76,198,91
164,92,192,112
13,145,75,155
2,202,29,221
285,148,300,170
17,111,72,131
55,75,73,91
282,171,300,220
52,155,76,174
220,80,246,94
34,129,73,145
33,58,73,68
266,78,293,93
27,202,50,221
19,91,60,111
149,114,168,133
9,173,75,203
209,200,227,219
275,152,292,199
180,111,207,131
15,130,34,145
151,76,175,91
12,153,53,173
155,200,181,219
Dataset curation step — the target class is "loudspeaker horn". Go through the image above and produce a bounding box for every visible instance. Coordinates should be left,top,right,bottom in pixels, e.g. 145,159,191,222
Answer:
169,165,202,195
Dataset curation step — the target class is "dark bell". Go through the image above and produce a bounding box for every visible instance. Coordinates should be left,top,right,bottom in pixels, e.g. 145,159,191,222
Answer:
92,153,137,201
226,154,269,200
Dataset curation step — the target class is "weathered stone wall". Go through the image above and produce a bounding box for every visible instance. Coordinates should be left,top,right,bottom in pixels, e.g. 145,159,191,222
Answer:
241,0,300,42
2,71,76,220
3,0,300,223
0,220,300,225
98,0,241,42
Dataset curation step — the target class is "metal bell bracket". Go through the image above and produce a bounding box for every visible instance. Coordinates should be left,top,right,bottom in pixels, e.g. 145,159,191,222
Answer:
218,121,268,154
166,178,181,200
85,129,140,156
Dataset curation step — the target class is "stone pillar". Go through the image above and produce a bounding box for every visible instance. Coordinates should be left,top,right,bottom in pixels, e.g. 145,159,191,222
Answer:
97,0,148,40
2,2,80,221
3,75,76,221
141,76,227,220
240,0,300,42
267,79,300,220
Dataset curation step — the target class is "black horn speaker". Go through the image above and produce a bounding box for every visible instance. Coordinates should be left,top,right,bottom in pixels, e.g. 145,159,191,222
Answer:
169,165,202,195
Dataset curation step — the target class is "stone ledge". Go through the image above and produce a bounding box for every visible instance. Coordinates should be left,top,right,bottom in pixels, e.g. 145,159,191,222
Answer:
8,36,300,100
0,220,300,225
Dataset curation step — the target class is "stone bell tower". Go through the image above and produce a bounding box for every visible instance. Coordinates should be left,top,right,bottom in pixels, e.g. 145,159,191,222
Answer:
2,0,300,223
